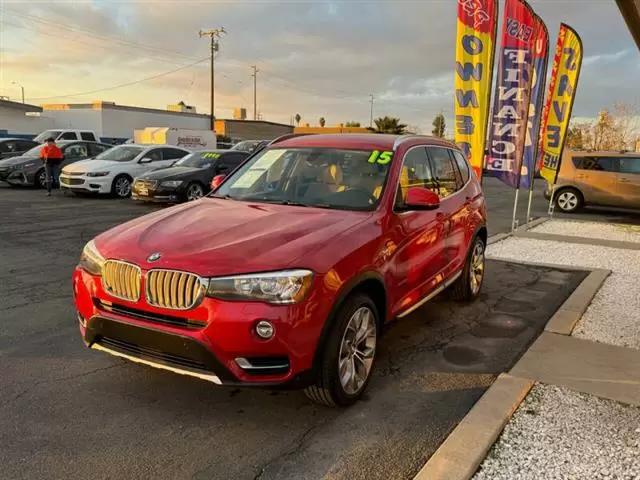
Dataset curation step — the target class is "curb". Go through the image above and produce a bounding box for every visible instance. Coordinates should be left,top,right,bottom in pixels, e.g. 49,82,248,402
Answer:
413,374,534,480
545,268,611,335
412,259,609,479
486,216,550,247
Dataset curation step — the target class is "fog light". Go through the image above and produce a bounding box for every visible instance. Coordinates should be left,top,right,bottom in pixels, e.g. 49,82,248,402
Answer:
255,320,275,339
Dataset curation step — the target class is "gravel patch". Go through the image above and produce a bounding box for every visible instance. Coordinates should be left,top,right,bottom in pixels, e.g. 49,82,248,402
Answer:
487,237,640,349
473,384,640,480
532,219,640,243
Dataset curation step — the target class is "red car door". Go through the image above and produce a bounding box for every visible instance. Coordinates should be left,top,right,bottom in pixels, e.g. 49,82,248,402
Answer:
427,146,469,276
385,146,448,317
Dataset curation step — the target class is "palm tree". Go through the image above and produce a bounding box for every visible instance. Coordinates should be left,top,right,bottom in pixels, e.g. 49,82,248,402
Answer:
432,113,446,138
295,113,301,126
345,121,361,127
373,116,407,134
319,117,326,127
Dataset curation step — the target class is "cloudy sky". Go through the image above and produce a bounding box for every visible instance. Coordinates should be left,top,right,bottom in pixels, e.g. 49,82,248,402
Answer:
0,0,638,132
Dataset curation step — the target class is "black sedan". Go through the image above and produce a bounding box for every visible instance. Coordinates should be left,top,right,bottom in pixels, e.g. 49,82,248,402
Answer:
131,149,250,203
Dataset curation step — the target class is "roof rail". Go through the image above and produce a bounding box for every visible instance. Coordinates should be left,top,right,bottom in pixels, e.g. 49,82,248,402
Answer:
269,132,316,145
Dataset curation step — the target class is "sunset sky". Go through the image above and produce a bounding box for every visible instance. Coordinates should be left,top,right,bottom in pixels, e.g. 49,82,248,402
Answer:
1,0,638,132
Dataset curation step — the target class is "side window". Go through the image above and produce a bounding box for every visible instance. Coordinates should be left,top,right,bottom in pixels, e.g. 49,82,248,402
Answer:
89,143,109,156
619,157,640,174
145,149,163,162
64,144,88,159
59,132,77,140
162,148,188,160
575,156,618,172
18,141,35,151
0,142,9,153
452,150,470,184
219,153,246,172
81,132,96,141
396,147,436,207
428,147,461,198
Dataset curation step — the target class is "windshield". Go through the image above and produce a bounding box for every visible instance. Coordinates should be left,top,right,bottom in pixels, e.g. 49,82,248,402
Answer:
174,151,219,168
213,147,393,211
34,130,62,142
231,140,261,153
95,145,143,162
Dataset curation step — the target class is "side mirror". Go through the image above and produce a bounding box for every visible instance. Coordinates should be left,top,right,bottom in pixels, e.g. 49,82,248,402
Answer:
403,187,440,211
139,157,152,164
210,174,226,191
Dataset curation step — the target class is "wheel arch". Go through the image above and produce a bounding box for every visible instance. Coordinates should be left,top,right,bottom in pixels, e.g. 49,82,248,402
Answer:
312,271,387,372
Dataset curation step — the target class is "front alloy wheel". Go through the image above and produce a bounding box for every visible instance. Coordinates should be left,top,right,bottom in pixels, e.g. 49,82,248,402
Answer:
186,183,204,201
36,169,47,189
113,176,131,198
305,294,379,407
555,189,581,213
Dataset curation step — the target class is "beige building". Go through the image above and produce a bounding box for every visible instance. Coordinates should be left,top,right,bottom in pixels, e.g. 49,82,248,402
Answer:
214,119,293,141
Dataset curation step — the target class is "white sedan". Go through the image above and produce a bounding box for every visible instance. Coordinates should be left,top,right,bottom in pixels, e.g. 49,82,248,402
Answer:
59,144,191,198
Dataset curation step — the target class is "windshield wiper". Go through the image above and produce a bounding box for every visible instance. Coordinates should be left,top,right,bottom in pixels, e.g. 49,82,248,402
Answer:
279,200,309,207
211,194,234,200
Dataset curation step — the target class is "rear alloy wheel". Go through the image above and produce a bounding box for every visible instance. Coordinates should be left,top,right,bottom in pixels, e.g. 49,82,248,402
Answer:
185,182,205,201
112,175,132,198
554,188,583,213
450,235,485,302
304,294,378,407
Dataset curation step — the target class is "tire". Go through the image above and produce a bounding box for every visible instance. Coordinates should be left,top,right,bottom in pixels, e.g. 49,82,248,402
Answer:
35,168,46,189
184,181,205,201
111,174,133,198
554,187,583,213
304,293,379,407
449,235,486,302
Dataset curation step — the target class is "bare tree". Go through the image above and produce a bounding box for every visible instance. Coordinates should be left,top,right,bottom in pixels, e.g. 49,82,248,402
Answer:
612,101,640,150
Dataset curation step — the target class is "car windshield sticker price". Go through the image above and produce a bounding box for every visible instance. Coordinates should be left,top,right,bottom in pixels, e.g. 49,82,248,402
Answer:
367,150,393,165
202,152,221,159
232,149,286,189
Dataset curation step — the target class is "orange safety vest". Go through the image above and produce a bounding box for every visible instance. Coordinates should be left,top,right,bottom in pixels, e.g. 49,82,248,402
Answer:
40,144,63,161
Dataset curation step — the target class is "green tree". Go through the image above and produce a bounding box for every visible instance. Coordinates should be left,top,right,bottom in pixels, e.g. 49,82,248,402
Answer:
295,113,301,126
373,116,407,134
345,121,361,127
431,112,446,138
319,117,326,127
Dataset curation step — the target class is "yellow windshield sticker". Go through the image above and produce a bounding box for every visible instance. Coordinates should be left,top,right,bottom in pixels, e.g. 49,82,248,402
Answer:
367,150,393,165
202,152,221,159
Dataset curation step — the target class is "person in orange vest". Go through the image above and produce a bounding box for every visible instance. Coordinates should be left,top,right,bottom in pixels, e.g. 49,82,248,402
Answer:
40,137,64,196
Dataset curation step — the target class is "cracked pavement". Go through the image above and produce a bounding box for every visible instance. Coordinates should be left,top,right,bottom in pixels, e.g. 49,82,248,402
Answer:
0,183,587,480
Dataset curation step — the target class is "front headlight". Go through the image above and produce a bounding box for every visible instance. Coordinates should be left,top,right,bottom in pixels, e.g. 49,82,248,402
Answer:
78,239,106,276
86,171,109,177
206,269,314,304
22,161,38,168
160,180,183,188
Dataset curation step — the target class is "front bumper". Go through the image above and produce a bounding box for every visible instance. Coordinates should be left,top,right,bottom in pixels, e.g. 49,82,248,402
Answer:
5,169,37,186
59,173,112,194
73,268,331,388
131,181,184,203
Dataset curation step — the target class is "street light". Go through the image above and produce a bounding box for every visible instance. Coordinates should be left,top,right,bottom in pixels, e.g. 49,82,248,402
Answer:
11,82,25,104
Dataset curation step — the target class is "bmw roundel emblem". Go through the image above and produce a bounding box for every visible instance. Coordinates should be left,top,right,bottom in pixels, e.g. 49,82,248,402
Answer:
147,252,162,262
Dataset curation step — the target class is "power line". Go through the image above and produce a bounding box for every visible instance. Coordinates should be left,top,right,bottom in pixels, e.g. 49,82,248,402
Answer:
199,27,226,130
24,57,208,102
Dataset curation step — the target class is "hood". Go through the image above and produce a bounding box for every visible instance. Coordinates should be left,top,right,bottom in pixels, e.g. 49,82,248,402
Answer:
63,159,124,173
0,155,38,167
139,166,203,181
95,198,372,277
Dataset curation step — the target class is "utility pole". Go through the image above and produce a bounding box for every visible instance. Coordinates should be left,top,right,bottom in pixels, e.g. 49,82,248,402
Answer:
199,27,226,131
12,82,25,104
250,65,259,121
369,94,374,128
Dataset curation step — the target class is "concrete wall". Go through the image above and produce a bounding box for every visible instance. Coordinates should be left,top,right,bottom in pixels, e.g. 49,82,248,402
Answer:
100,107,211,138
46,110,103,133
0,106,54,137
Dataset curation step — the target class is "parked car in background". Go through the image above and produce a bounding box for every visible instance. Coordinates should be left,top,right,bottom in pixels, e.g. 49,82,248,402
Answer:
544,150,640,213
73,133,487,407
0,138,39,160
59,144,191,198
33,129,99,143
132,149,250,203
0,141,111,188
230,140,269,154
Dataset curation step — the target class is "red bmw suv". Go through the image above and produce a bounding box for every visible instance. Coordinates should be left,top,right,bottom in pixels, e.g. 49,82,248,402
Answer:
73,134,487,407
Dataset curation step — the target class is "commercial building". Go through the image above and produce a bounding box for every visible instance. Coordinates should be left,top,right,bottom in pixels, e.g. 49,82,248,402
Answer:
293,123,371,134
214,119,293,141
0,99,53,138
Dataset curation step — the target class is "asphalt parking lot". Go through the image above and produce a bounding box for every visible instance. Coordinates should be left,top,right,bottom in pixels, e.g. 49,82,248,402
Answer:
0,181,614,480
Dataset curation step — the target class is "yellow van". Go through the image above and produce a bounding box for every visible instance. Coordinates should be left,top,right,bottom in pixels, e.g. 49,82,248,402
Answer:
544,150,640,213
